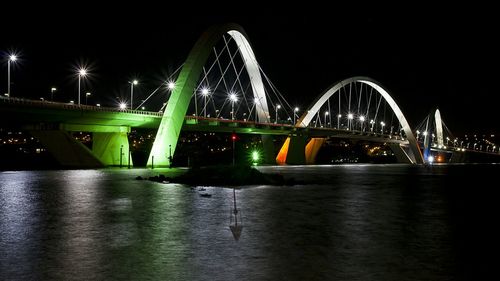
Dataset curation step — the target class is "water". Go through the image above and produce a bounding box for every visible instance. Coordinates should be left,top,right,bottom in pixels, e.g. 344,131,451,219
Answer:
0,164,498,280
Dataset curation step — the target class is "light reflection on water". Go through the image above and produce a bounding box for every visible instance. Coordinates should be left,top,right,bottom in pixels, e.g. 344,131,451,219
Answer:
0,165,498,280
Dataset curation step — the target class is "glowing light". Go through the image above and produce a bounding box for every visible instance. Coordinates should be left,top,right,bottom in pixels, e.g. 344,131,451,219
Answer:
167,81,175,90
229,93,238,102
132,80,139,85
337,114,342,118
423,131,428,136
277,104,281,109
348,113,353,119
428,156,434,163
119,103,127,109
325,111,329,116
78,68,87,76
9,54,17,61
294,107,299,112
359,116,365,122
251,150,260,162
201,88,209,96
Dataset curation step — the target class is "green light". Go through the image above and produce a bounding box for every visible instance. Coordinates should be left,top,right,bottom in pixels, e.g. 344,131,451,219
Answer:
251,150,260,163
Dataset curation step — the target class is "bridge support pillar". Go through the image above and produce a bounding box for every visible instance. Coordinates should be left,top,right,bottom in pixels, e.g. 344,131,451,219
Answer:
93,132,133,166
261,135,276,164
276,134,308,165
29,130,104,168
305,138,326,164
388,144,413,164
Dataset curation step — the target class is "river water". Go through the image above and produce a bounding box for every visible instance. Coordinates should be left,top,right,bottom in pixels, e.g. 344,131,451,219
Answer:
0,164,498,280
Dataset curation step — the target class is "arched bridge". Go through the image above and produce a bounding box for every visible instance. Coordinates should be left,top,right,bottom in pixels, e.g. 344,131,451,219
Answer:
2,23,473,168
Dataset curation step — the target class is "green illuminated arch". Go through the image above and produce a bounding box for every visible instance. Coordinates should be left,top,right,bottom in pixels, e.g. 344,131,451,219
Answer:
148,24,271,166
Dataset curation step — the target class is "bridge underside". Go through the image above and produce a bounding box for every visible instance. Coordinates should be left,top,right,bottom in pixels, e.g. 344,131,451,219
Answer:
25,123,132,168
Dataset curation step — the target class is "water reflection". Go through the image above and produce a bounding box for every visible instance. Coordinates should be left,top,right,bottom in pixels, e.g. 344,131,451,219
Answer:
229,188,243,240
1,165,499,280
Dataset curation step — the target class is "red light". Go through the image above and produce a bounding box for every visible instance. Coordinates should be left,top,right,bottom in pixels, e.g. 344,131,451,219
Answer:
231,134,237,141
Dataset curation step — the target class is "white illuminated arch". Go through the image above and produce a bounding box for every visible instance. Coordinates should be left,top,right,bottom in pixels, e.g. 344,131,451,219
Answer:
434,108,444,147
296,76,424,164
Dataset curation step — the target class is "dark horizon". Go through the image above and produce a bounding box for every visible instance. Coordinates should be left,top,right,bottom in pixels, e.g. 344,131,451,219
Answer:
1,5,498,135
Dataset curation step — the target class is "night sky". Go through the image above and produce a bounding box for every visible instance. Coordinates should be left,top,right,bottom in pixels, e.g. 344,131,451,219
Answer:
1,4,498,135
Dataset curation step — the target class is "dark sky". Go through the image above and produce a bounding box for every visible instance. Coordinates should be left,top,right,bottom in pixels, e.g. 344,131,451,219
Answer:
1,3,498,135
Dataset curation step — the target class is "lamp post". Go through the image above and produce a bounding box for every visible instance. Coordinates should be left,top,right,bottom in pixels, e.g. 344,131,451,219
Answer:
85,92,91,105
231,133,237,166
347,113,354,130
201,88,209,117
324,111,329,127
370,119,375,132
77,68,87,105
359,116,365,132
229,92,237,120
337,114,341,129
130,80,138,109
275,104,281,124
293,107,299,125
7,54,17,97
51,87,57,101
380,121,385,134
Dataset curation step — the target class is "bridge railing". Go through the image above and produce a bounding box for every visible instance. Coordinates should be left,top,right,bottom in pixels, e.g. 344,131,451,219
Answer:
0,96,163,116
184,115,295,128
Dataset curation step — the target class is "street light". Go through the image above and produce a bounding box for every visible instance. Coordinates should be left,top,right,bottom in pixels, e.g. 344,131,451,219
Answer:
370,119,375,132
130,80,138,109
275,104,281,124
51,87,57,101
7,54,17,97
167,81,175,90
380,121,385,134
229,92,237,120
201,87,209,117
359,116,365,132
324,111,329,127
85,92,91,105
337,114,341,129
347,113,354,130
294,107,299,125
77,68,88,105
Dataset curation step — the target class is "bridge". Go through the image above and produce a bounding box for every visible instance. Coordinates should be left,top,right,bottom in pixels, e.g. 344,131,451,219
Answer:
1,23,498,168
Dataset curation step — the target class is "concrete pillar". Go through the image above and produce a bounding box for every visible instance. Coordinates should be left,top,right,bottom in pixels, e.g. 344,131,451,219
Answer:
285,135,308,165
305,138,326,164
261,135,276,164
29,130,104,168
93,132,132,166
